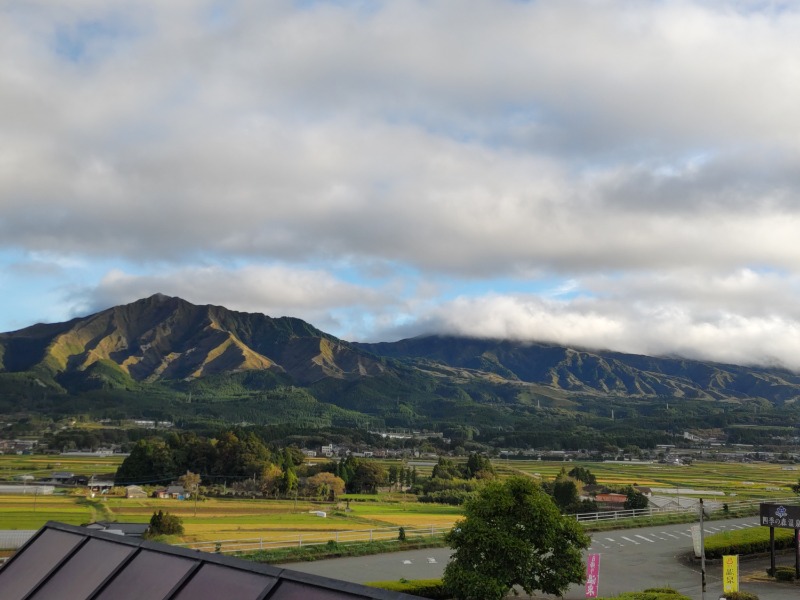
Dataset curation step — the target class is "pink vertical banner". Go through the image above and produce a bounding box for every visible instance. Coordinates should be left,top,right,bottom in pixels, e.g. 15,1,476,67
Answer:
585,553,600,598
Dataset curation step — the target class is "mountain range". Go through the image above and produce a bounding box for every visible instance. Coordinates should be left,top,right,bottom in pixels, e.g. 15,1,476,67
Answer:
1,294,799,436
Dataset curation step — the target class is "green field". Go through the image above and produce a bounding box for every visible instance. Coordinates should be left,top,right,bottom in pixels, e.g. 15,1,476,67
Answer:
0,454,124,480
506,460,800,498
2,457,799,546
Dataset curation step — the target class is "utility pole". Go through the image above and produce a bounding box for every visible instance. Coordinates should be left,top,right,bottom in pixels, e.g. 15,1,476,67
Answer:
699,498,706,600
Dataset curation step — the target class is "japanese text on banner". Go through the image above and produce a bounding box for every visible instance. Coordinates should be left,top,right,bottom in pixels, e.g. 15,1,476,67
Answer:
585,553,600,598
722,555,738,593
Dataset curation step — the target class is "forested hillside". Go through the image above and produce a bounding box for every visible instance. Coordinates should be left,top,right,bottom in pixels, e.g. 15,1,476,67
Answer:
2,295,800,451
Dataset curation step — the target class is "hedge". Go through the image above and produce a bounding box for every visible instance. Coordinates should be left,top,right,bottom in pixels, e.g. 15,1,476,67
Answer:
704,527,794,559
366,579,449,599
773,565,795,581
723,592,759,600
596,588,691,600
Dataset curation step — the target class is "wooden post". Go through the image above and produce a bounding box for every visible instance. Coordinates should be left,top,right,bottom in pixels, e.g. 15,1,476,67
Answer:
770,526,775,576
795,528,799,580
700,498,706,600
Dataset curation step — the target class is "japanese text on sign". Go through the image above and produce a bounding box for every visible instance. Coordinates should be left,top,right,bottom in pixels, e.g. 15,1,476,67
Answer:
759,503,800,529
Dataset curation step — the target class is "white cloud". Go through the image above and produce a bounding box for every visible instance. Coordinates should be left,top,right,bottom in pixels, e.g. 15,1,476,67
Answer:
74,264,391,327
384,269,800,369
3,1,800,368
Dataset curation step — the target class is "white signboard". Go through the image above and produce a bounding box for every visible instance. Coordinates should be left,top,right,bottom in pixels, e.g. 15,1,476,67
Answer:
690,524,702,558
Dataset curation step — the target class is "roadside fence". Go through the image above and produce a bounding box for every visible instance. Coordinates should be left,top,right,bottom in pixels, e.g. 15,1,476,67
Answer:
176,496,799,556
572,496,797,523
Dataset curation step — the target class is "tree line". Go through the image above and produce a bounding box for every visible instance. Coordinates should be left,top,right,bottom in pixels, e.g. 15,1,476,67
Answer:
113,430,403,499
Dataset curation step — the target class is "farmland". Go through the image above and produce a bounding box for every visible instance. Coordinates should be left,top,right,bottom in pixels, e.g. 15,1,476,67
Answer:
0,453,124,481
505,459,800,499
2,455,800,547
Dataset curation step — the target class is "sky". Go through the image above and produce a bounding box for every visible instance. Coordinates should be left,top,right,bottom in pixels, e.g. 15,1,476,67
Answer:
3,0,800,370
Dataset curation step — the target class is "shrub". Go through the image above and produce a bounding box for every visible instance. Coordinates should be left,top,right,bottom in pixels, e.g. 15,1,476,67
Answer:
366,579,449,599
724,592,759,600
595,589,691,600
774,566,795,581
417,489,476,505
146,510,184,537
705,527,794,559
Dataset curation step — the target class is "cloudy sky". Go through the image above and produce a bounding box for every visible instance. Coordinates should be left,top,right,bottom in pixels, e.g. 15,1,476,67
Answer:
2,0,800,369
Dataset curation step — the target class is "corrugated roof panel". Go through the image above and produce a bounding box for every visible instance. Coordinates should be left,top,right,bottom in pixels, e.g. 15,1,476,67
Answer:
0,523,421,600
94,550,197,600
0,529,84,600
269,580,369,600
171,563,277,600
29,539,134,600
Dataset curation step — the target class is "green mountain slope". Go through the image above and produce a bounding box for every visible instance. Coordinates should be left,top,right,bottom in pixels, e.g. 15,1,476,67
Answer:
355,335,800,404
3,297,800,439
0,294,386,389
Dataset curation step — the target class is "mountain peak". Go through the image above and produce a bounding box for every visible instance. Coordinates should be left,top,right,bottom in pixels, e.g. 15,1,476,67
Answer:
0,295,387,388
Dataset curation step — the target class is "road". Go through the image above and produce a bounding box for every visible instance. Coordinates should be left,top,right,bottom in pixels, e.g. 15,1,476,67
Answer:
284,516,798,599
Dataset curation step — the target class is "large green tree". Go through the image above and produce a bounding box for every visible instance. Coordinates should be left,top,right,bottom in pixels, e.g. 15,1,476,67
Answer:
114,439,176,485
624,486,649,510
348,460,387,493
443,476,589,600
568,465,597,485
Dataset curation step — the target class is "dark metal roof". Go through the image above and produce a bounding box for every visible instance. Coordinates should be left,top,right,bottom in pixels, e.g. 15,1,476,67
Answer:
85,521,150,536
0,522,421,600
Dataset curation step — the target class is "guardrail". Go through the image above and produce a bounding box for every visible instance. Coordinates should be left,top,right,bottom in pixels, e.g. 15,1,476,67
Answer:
174,524,450,555
572,496,797,522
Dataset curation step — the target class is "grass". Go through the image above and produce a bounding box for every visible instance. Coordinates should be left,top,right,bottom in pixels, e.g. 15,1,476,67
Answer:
1,457,796,551
0,454,124,480
240,537,447,564
0,495,95,529
508,460,799,499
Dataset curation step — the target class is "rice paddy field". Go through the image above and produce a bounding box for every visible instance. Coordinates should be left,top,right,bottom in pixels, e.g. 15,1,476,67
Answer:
0,495,97,529
2,455,799,546
504,459,800,499
0,454,124,480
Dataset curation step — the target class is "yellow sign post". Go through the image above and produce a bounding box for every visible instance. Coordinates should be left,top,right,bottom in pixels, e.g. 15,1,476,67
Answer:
722,554,739,594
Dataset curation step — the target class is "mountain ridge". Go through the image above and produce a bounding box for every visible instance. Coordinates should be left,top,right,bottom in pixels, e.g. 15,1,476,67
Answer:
0,294,386,389
2,295,800,408
355,335,800,403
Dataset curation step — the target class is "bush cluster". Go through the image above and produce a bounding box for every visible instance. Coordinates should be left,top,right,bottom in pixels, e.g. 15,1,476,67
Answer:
596,588,691,600
723,592,760,600
417,489,476,505
704,527,794,559
366,579,449,599
146,510,184,537
772,565,796,581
